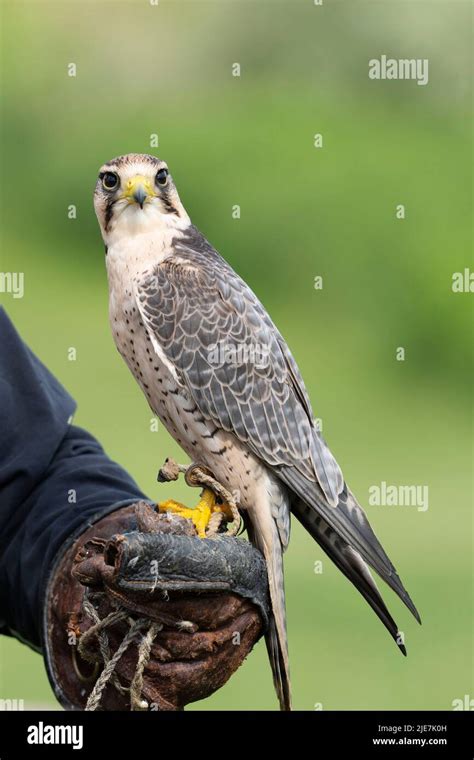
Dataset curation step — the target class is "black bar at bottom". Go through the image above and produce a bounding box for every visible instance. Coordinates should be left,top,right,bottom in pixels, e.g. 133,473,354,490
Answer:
0,710,472,757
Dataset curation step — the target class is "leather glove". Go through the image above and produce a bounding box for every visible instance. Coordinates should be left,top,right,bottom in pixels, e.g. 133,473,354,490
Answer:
44,501,269,710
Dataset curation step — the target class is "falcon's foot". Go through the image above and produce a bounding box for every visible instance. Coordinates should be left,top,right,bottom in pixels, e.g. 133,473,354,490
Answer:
158,488,234,538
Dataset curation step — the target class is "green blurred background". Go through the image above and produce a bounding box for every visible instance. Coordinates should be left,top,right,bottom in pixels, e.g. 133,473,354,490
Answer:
0,0,472,710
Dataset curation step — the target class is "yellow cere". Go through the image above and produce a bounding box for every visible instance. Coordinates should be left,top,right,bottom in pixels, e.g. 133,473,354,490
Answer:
121,175,156,201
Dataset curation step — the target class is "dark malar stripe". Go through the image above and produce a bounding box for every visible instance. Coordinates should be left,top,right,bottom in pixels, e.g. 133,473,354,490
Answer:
161,190,179,216
104,198,114,231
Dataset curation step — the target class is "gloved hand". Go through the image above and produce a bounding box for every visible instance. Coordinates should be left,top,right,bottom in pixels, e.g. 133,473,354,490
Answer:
44,501,269,711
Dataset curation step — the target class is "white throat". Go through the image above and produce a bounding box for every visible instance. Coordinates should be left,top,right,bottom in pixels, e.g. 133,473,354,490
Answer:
105,204,191,283
105,201,190,248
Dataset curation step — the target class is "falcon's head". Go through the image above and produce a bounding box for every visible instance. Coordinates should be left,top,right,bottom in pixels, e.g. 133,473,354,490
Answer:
94,153,190,244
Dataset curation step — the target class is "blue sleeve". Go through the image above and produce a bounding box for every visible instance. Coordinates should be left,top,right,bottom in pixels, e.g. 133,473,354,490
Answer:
0,308,147,649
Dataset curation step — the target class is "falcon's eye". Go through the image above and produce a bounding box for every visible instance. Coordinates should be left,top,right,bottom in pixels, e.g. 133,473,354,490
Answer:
155,168,169,186
102,172,119,191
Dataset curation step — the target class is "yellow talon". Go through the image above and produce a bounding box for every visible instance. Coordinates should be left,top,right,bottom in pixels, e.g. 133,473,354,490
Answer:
158,488,232,538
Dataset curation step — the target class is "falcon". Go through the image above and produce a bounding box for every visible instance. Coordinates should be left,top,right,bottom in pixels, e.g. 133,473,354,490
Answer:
94,153,420,710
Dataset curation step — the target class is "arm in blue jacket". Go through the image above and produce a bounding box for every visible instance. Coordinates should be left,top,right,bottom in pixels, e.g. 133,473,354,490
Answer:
0,307,147,651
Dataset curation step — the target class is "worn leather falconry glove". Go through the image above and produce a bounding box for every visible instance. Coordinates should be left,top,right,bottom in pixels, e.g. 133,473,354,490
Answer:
44,500,269,711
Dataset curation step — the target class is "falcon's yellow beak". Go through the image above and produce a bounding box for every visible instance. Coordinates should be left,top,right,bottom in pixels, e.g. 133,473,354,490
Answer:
121,175,156,208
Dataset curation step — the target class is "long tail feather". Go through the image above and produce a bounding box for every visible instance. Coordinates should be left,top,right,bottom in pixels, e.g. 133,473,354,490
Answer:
293,499,407,654
246,512,291,710
280,466,421,624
